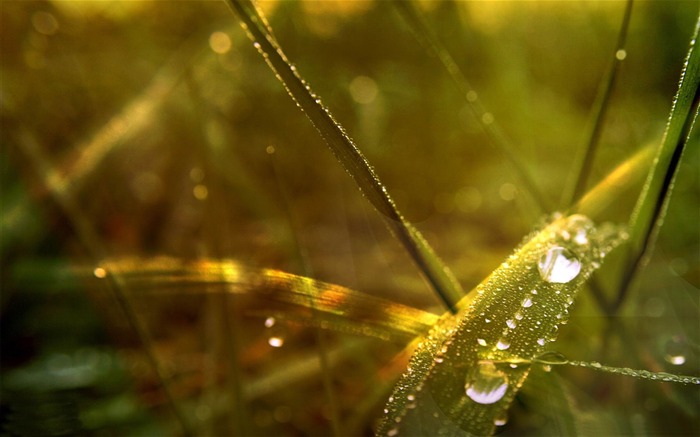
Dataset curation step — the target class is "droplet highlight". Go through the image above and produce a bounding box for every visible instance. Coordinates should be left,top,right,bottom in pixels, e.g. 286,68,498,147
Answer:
465,362,509,405
537,246,582,283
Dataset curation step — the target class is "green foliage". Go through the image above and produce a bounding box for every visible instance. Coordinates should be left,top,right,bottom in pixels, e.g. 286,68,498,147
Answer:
1,1,698,436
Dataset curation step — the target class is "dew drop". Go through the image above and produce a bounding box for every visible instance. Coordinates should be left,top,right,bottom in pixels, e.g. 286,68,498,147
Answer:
535,351,568,365
268,336,284,348
537,246,582,283
264,317,275,328
494,415,508,426
93,267,107,278
496,340,510,351
664,337,688,365
506,319,517,329
465,362,509,405
515,312,524,321
537,338,546,346
521,297,533,308
477,338,487,346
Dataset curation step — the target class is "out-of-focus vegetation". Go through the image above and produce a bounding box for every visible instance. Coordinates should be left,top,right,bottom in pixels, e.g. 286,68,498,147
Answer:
1,1,698,435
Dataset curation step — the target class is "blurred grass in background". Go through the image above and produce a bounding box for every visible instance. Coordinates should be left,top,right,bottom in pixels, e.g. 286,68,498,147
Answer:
1,0,698,435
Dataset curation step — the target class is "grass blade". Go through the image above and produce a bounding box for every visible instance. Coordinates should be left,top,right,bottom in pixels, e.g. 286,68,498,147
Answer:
562,0,635,208
391,0,550,214
223,0,464,313
613,15,700,312
14,130,195,436
88,257,440,341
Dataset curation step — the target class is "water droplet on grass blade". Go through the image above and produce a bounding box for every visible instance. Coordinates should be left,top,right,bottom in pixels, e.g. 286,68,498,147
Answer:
537,247,581,283
268,336,284,347
496,340,510,350
494,414,508,426
465,362,509,405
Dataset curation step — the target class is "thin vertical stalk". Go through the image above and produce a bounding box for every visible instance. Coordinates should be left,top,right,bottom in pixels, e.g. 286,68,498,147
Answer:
562,0,635,208
223,0,463,313
14,127,194,436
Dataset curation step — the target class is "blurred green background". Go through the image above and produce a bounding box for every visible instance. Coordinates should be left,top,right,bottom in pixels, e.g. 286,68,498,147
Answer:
1,0,698,435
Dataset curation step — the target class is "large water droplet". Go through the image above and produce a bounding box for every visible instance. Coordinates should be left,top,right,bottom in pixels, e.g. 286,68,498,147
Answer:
465,362,509,405
538,247,581,283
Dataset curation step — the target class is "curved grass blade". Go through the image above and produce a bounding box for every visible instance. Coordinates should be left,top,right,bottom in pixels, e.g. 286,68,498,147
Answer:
562,0,635,208
613,15,700,312
223,0,463,313
86,257,439,342
391,0,550,215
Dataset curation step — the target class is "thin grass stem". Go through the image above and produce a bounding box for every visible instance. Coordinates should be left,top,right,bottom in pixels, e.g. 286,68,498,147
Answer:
392,0,550,215
224,0,463,313
612,16,700,313
562,0,635,208
14,128,195,437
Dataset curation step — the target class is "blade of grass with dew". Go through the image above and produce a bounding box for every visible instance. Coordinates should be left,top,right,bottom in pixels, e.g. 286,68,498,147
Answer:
562,0,634,208
223,0,463,313
377,213,629,436
391,0,550,215
612,15,700,313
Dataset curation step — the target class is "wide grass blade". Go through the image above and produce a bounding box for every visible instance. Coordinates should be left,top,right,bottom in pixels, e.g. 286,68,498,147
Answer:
613,15,700,312
223,0,464,313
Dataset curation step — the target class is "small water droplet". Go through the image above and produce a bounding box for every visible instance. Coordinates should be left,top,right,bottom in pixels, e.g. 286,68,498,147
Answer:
407,394,415,401
268,336,284,348
664,337,688,365
465,362,509,405
535,351,568,365
264,317,275,328
538,246,582,283
521,297,533,308
496,340,510,350
93,267,107,278
485,318,491,323
494,415,508,426
615,49,627,60
477,338,487,346
387,428,399,437
537,338,546,346
515,312,524,321
506,319,517,329
434,356,444,364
